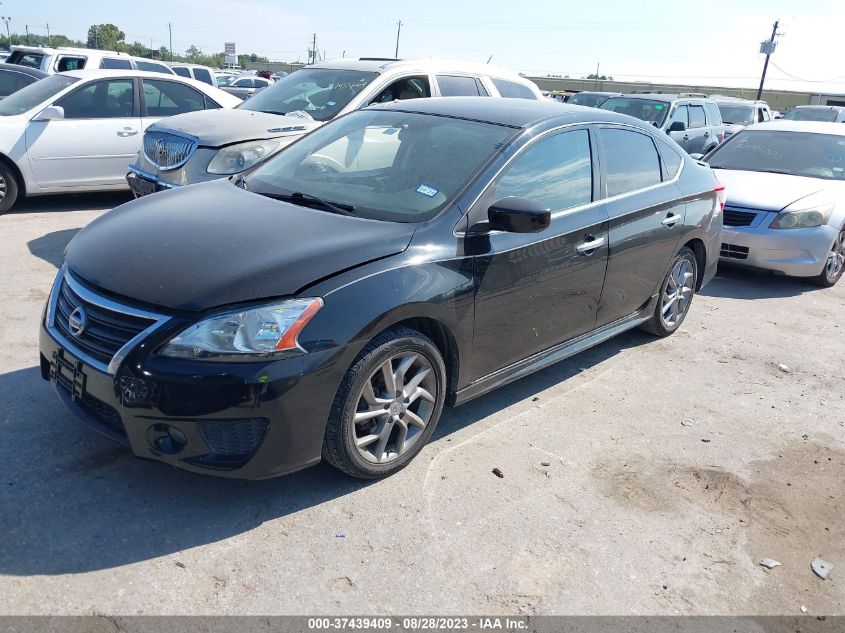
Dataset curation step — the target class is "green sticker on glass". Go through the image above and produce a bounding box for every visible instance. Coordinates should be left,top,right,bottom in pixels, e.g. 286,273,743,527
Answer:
655,104,665,110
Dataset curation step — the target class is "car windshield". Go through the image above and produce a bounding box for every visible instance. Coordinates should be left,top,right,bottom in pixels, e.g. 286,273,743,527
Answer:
0,74,78,116
245,109,515,222
783,108,839,122
239,68,377,122
706,130,845,180
599,97,669,126
568,93,610,107
718,104,754,125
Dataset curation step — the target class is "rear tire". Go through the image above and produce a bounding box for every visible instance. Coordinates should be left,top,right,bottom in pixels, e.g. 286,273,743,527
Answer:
322,327,446,479
812,227,845,287
640,246,698,337
0,162,19,215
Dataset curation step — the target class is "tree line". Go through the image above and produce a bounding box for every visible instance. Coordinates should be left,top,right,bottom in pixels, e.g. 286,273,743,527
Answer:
1,23,270,68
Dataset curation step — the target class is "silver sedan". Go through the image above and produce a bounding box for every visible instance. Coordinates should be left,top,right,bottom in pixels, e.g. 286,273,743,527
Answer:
221,76,273,100
700,121,845,286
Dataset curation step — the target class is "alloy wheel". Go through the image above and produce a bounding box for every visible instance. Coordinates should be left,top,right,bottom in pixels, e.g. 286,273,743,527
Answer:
661,258,695,328
825,229,845,281
0,176,6,202
352,352,437,464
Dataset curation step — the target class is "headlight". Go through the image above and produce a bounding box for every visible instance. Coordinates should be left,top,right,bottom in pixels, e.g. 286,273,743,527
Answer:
207,139,281,175
159,298,322,360
769,204,834,229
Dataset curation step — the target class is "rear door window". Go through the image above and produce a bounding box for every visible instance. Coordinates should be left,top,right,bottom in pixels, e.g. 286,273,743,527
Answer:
704,102,722,125
136,61,171,74
689,105,706,128
193,68,213,85
172,66,191,78
600,128,662,196
491,78,536,99
142,79,207,116
437,75,486,97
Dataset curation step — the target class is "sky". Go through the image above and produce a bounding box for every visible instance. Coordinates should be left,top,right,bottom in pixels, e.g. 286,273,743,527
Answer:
3,0,843,94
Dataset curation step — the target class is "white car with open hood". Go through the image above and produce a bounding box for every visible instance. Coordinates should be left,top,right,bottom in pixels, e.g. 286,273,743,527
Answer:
0,70,241,213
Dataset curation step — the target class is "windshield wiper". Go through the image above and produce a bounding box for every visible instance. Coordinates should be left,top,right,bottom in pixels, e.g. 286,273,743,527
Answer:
258,191,357,216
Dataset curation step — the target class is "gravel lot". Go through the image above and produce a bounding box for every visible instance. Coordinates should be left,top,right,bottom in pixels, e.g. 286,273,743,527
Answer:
0,194,842,615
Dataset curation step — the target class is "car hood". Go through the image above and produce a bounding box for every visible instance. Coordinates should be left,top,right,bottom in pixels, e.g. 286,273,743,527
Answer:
65,180,417,312
711,169,828,212
149,108,322,147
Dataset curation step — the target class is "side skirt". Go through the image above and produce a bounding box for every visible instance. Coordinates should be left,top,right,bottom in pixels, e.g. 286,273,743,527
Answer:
453,309,652,406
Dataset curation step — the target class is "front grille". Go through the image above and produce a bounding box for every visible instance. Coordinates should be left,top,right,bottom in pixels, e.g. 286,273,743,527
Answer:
720,243,750,260
198,419,269,457
143,130,197,170
53,278,156,366
723,208,758,227
55,370,127,438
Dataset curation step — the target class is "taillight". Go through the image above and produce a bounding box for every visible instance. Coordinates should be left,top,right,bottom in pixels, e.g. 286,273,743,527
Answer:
715,183,727,212
719,131,725,142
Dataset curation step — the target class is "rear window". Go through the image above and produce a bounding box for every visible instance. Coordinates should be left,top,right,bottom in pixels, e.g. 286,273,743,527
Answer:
783,108,839,122
717,104,754,126
193,68,213,85
491,78,536,100
7,51,45,69
100,57,132,70
569,93,611,107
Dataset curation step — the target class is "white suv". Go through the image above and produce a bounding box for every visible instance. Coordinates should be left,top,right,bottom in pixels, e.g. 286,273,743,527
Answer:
7,46,176,76
127,57,543,194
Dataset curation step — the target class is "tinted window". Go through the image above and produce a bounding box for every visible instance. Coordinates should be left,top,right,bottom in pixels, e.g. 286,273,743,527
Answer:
655,138,683,179
0,74,78,116
247,109,514,222
193,68,213,85
491,78,536,100
233,78,253,88
437,75,484,97
143,79,206,116
670,105,688,126
100,57,132,70
7,51,44,69
136,61,171,74
706,130,845,180
242,68,377,122
172,66,191,78
0,70,36,97
56,56,86,72
704,102,722,124
601,128,662,196
717,104,753,125
600,97,670,126
56,79,134,119
495,129,592,211
689,105,706,128
783,108,839,122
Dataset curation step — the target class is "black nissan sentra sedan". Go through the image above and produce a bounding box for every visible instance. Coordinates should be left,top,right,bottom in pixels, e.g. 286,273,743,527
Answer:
40,98,723,479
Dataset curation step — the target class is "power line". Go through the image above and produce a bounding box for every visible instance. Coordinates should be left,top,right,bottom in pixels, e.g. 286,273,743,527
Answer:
769,62,845,84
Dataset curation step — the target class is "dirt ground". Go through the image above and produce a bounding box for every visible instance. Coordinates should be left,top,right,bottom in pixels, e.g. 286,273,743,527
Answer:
0,193,842,615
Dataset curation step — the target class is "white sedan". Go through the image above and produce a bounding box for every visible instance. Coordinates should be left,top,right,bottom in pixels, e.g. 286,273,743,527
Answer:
0,69,241,213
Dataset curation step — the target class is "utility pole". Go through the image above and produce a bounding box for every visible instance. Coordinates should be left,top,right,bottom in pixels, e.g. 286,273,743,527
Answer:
1,16,11,47
395,20,402,58
756,20,780,101
309,33,316,64
594,62,600,89
24,23,29,45
168,23,173,60
46,23,51,46
93,24,98,49
486,54,493,64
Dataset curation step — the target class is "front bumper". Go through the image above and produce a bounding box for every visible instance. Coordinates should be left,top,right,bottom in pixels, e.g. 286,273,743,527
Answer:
720,216,837,277
39,320,351,480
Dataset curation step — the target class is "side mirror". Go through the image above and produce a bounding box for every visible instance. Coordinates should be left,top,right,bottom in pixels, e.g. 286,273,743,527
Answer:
487,197,551,233
34,106,64,122
668,120,686,132
689,153,705,161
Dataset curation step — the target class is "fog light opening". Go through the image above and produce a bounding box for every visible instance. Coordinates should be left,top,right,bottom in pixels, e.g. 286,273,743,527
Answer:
147,423,187,455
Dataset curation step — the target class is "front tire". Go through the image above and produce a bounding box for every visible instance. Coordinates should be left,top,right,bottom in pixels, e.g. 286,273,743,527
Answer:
812,227,845,287
0,162,20,215
322,327,447,479
640,246,698,337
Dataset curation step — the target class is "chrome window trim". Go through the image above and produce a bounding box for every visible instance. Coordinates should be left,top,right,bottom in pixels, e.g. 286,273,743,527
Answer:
454,121,685,236
46,265,171,375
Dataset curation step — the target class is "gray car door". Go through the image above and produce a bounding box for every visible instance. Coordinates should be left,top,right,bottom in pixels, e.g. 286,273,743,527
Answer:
667,105,689,149
687,104,709,153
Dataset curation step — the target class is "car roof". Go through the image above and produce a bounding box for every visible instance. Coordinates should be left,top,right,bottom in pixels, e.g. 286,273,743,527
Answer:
368,96,655,130
789,104,845,111
61,69,179,79
0,62,47,77
304,57,532,82
710,96,765,105
744,120,845,135
612,93,714,103
573,91,621,96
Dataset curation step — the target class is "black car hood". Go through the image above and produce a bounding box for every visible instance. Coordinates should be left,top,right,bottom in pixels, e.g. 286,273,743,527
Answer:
66,180,417,312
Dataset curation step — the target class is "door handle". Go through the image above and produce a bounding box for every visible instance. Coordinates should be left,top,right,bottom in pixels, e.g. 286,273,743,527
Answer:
682,134,690,140
703,132,710,137
576,235,606,255
661,213,682,227
117,128,139,137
